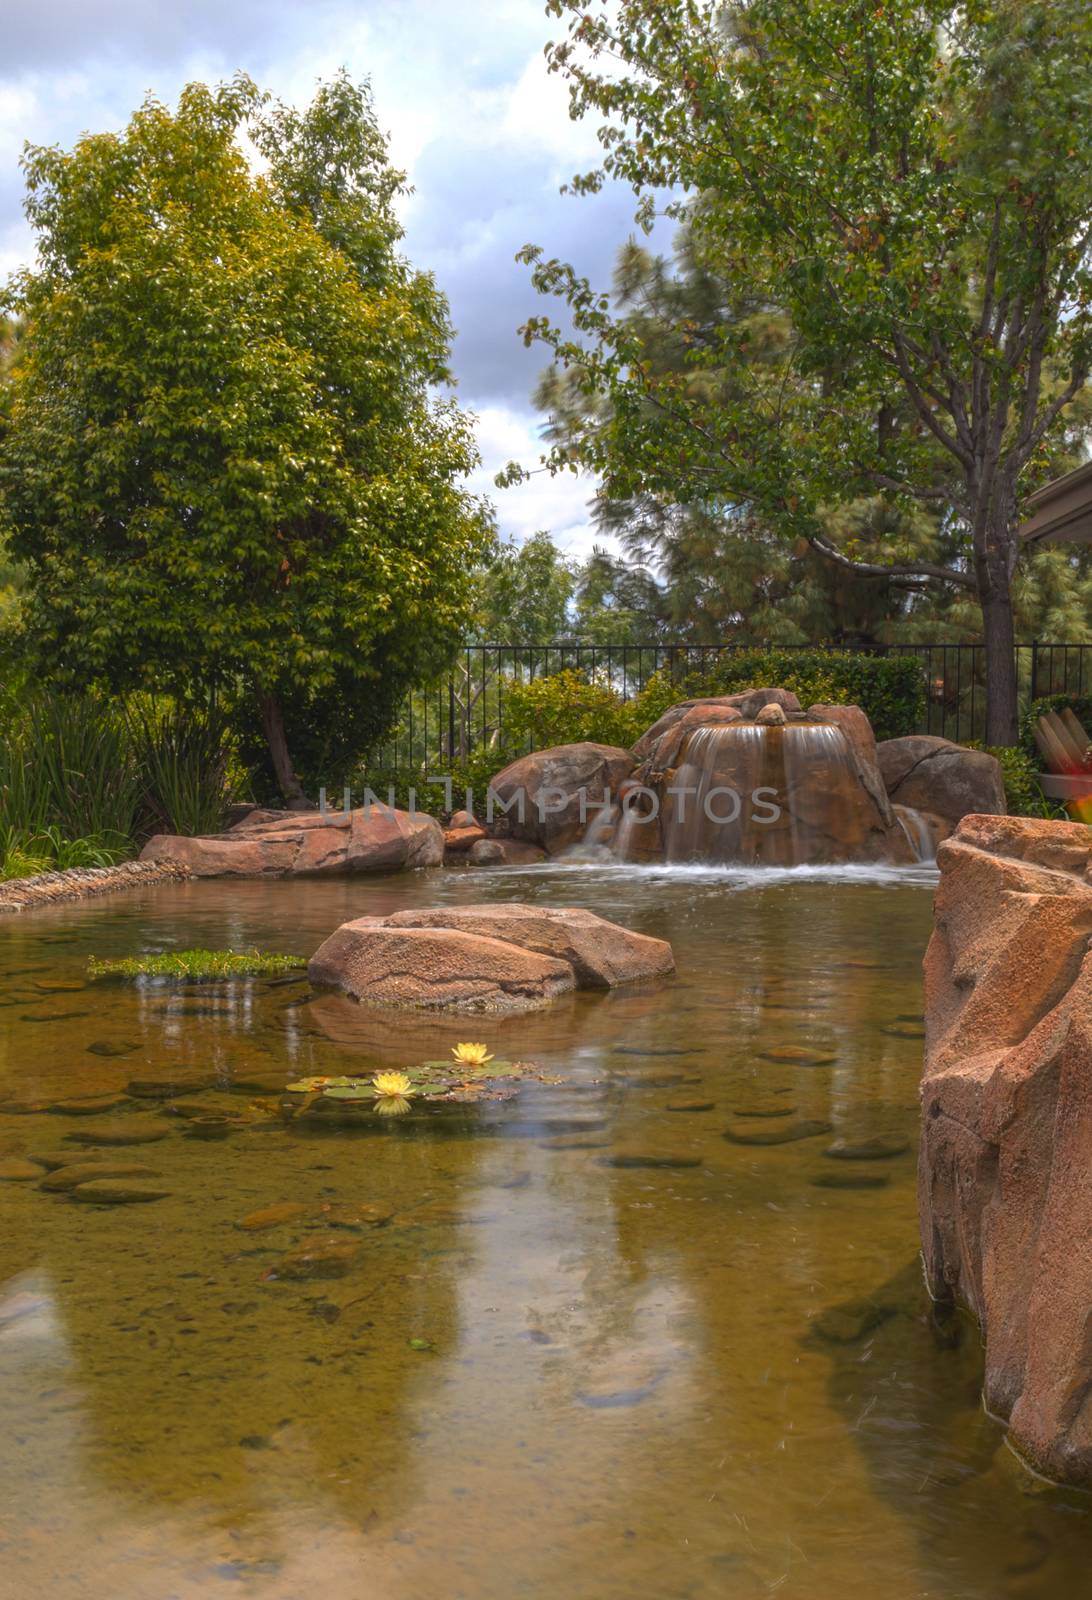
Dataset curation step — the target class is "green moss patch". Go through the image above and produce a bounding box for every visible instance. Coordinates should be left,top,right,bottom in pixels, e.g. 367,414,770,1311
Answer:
88,949,307,981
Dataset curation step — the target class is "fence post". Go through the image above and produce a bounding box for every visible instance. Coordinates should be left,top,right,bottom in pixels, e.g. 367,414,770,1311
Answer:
1030,638,1040,706
447,676,456,764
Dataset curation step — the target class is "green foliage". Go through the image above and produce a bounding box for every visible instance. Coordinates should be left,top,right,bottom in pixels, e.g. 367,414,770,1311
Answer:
518,0,1092,743
471,532,574,642
0,688,243,842
492,651,923,755
0,826,130,881
967,744,1063,820
0,74,491,795
88,949,306,980
389,651,926,793
502,668,637,749
0,692,145,842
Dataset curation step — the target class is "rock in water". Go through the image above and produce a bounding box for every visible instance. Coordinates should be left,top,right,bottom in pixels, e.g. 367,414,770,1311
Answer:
39,1161,159,1192
824,1136,909,1161
724,1119,832,1147
70,1179,171,1204
235,1203,311,1231
269,1239,359,1280
919,815,1092,1486
140,805,444,877
0,1158,46,1182
308,903,673,1014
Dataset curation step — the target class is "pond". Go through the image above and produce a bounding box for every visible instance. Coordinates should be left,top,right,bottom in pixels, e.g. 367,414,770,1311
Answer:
1,862,1090,1599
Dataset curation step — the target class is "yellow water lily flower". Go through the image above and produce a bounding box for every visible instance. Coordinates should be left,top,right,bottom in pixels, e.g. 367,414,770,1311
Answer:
451,1042,494,1068
372,1070,416,1098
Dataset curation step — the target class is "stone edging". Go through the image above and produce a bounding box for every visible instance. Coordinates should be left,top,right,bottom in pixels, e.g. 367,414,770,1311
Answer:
0,858,193,914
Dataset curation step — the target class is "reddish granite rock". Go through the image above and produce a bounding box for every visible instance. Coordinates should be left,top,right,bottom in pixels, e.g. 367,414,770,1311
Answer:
878,735,1006,825
383,903,675,989
309,902,674,1012
308,923,577,1013
487,742,634,854
140,806,443,877
919,814,1092,1485
443,824,488,854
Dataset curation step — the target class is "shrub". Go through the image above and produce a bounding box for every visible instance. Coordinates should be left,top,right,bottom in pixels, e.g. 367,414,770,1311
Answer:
965,744,1063,819
502,668,636,750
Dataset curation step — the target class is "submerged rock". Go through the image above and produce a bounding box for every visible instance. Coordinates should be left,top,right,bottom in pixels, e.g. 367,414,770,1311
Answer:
598,1148,702,1169
810,1298,898,1345
39,1161,159,1192
270,1238,360,1280
235,1203,311,1231
810,1172,891,1191
724,1119,833,1147
759,1046,837,1066
825,1136,910,1161
0,1157,46,1182
65,1123,169,1147
70,1178,171,1204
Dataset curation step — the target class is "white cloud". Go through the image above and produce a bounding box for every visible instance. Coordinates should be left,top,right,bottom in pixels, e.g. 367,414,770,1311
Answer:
468,403,612,561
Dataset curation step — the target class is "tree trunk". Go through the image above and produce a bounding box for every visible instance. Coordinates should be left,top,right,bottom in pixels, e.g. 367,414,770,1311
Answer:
981,588,1019,747
258,690,310,809
977,489,1020,748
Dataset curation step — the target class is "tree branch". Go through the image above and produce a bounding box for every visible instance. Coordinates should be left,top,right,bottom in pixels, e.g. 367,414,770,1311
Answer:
806,532,974,589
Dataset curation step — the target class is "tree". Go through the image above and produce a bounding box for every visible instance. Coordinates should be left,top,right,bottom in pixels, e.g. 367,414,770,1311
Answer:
471,529,576,640
536,234,1092,650
513,0,1092,743
0,75,491,801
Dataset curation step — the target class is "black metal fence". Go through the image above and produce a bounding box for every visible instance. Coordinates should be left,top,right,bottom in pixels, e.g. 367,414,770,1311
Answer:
366,640,1092,776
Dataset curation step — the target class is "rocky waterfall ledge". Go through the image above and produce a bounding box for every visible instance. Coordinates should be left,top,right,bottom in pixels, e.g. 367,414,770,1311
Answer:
920,813,1092,1485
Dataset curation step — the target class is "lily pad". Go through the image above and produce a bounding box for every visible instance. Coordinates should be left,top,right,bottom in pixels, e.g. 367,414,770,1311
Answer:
284,1075,361,1094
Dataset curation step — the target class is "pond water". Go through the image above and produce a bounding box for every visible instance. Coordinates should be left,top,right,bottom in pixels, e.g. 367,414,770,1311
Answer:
1,862,1090,1599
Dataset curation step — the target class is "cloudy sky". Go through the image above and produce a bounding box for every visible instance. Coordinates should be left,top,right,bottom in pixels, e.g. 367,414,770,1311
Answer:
0,0,654,557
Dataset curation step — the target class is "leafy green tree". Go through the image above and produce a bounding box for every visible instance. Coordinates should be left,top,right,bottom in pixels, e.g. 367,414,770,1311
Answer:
0,75,491,801
514,0,1092,743
470,529,576,640
538,236,1092,650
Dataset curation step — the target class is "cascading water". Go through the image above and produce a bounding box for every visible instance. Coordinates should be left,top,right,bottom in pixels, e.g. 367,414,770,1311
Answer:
589,719,915,867
893,805,936,864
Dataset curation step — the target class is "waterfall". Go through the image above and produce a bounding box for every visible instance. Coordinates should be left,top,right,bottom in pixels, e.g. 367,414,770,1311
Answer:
894,805,935,864
593,721,902,867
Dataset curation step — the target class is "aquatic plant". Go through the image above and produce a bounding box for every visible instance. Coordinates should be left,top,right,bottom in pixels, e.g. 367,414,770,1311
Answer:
88,948,306,980
372,1070,416,1098
451,1042,494,1068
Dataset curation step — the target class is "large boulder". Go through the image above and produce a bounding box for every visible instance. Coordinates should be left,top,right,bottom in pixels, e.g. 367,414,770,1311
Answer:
877,735,1006,829
919,814,1092,1484
308,924,575,1013
487,742,634,854
308,902,674,1012
140,806,443,878
382,903,675,988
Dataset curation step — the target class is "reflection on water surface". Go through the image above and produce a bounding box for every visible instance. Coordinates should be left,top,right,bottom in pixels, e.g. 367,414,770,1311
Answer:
1,863,1089,1599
